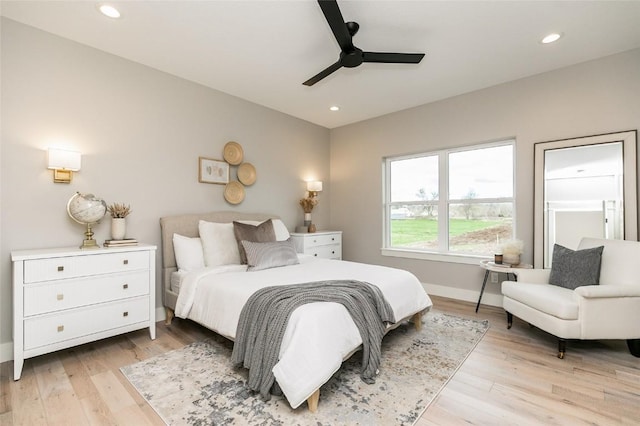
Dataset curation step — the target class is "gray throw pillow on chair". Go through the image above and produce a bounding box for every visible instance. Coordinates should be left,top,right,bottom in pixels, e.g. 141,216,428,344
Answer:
549,244,604,290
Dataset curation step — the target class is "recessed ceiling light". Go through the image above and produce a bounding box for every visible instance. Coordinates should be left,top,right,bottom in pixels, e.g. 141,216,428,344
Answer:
541,33,562,44
99,4,121,19
329,106,340,111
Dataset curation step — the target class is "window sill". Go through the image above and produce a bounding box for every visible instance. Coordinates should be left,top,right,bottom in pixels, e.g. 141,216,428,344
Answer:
380,248,489,265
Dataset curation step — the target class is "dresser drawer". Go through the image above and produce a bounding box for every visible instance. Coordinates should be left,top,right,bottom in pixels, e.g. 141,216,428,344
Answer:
23,296,149,351
24,250,149,283
306,245,341,259
24,270,150,316
301,233,342,249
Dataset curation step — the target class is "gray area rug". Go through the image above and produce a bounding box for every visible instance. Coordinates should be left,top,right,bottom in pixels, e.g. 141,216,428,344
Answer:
121,312,488,425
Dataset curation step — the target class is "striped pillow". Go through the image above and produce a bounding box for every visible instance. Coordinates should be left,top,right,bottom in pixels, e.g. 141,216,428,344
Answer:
241,239,299,271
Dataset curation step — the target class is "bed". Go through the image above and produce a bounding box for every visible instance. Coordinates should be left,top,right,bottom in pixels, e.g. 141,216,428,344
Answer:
159,211,433,412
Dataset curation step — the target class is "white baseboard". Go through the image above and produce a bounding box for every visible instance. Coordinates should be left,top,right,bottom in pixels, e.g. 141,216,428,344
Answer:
0,306,169,364
422,282,504,309
0,341,12,364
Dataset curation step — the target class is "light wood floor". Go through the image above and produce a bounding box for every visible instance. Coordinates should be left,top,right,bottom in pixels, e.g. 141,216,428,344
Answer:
1,296,639,425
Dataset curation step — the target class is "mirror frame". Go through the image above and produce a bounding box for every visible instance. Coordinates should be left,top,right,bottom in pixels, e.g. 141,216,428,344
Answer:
534,130,638,267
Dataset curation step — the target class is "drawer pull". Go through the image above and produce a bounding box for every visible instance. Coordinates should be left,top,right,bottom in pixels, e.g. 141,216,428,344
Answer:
123,259,129,265
123,311,129,317
57,266,64,272
314,253,318,257
123,284,129,290
331,251,335,254
56,294,64,301
313,240,317,243
57,325,64,332
331,237,335,241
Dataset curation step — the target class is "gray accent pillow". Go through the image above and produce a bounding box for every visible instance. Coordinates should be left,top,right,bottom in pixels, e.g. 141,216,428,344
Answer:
233,219,276,264
549,244,604,290
241,239,300,271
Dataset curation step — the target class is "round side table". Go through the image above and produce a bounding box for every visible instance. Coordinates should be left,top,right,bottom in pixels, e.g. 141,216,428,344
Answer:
476,260,532,312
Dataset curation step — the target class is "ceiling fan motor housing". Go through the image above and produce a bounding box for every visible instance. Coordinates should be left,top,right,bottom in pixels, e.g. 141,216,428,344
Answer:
340,48,364,67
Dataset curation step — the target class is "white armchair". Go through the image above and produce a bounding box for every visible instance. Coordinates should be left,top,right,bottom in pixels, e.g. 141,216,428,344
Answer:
502,237,640,359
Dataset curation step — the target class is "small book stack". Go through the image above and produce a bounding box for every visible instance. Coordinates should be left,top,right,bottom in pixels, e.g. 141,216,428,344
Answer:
104,238,138,247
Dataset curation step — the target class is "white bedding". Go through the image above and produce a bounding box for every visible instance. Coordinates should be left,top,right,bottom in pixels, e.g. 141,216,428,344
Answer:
174,256,432,409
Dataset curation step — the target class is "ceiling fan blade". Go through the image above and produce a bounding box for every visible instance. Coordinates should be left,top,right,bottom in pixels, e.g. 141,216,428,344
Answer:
362,52,425,64
318,0,353,52
303,61,343,86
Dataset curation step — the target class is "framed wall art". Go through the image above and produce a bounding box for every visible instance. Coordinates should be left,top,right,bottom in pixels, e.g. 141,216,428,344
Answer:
198,157,229,185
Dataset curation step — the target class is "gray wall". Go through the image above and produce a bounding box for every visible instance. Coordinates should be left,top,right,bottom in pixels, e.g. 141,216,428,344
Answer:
329,48,640,300
0,19,330,354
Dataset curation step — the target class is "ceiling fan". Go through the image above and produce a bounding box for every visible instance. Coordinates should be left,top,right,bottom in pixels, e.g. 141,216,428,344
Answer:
303,0,425,86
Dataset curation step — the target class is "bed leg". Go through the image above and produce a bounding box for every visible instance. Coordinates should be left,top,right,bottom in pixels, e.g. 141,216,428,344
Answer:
307,389,320,413
165,307,174,325
412,312,423,331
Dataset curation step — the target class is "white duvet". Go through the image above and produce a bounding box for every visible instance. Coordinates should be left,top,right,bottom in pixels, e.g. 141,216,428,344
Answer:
174,256,432,409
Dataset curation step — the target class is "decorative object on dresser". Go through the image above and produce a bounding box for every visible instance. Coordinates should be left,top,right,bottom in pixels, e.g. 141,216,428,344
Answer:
290,230,342,259
298,180,322,232
121,313,488,425
11,244,157,380
66,192,107,249
107,202,131,240
104,238,138,247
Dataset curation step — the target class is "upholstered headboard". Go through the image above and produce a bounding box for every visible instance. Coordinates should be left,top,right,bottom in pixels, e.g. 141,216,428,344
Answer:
159,211,279,311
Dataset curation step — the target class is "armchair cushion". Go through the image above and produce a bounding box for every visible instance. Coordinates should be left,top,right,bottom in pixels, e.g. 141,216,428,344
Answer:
548,244,604,290
502,282,579,320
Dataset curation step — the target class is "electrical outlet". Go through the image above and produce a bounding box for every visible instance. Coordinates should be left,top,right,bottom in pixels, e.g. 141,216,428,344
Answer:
490,272,499,283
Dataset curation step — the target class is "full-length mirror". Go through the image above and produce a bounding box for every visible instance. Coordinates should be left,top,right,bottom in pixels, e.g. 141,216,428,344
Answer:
534,131,637,267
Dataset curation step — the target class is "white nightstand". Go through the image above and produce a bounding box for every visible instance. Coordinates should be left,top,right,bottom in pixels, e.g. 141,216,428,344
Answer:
290,231,342,260
11,244,157,380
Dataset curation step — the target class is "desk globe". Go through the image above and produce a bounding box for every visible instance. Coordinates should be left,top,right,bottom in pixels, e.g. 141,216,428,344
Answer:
67,192,107,249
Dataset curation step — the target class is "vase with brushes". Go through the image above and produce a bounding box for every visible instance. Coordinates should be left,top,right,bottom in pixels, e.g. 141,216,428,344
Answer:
107,202,131,240
299,197,318,233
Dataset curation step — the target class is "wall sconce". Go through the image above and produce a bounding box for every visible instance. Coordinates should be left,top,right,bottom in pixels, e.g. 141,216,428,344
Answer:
47,148,81,183
307,180,323,198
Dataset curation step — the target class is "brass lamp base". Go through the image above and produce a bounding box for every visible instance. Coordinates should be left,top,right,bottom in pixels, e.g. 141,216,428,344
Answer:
80,223,100,249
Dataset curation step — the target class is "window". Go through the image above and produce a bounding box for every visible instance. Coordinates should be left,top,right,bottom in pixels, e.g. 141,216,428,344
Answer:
383,140,514,259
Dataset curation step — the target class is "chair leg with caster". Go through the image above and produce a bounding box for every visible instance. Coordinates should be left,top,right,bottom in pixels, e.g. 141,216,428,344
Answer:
557,339,566,359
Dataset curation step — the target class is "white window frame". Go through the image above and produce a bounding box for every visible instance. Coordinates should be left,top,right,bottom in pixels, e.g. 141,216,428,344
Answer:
382,139,516,265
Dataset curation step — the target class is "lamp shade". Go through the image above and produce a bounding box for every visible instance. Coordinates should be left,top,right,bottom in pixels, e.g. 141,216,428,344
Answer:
47,148,81,171
307,181,323,192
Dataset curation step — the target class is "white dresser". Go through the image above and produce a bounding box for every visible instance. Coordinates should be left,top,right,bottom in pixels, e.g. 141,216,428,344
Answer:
11,244,156,380
290,231,342,259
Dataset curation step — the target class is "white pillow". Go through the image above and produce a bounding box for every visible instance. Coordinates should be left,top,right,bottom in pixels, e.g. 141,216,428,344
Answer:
198,220,241,266
272,219,291,241
172,233,205,272
237,218,290,241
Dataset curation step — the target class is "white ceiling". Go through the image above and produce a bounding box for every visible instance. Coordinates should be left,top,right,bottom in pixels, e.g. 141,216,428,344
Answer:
3,1,640,129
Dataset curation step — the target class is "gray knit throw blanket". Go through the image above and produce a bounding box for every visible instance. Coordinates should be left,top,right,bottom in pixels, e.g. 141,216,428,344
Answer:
230,280,396,401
